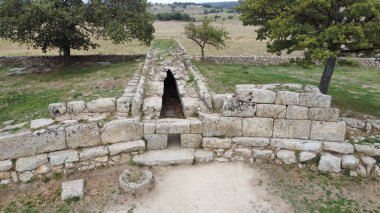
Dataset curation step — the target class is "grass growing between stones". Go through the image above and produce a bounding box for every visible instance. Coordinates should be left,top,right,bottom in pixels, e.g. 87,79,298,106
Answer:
194,62,380,117
0,61,141,123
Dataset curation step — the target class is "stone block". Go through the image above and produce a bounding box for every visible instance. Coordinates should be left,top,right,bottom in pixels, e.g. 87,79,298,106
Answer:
273,119,311,139
67,101,86,114
236,88,276,103
299,151,316,162
202,137,232,149
256,104,286,118
16,154,48,172
221,99,256,117
101,119,143,144
61,179,84,200
354,144,380,156
299,93,331,108
144,121,156,134
36,164,50,174
309,108,339,121
310,121,346,142
201,114,242,137
342,155,359,169
18,171,34,183
0,172,10,179
234,148,252,157
0,160,12,172
194,150,213,163
275,91,300,105
189,118,202,134
116,97,132,113
212,94,229,112
242,118,273,137
87,98,116,113
232,137,270,147
0,131,34,161
30,118,54,130
49,150,79,166
323,142,354,154
145,134,168,150
48,103,66,116
304,85,320,93
32,127,66,154
362,156,376,175
339,118,365,129
286,106,308,120
318,154,341,173
276,150,296,164
66,124,102,148
155,119,190,134
79,146,109,161
107,140,145,155
271,138,322,151
252,150,273,159
181,134,202,148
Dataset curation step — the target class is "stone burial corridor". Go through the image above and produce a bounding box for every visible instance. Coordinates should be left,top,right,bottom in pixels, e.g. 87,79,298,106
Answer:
0,39,380,185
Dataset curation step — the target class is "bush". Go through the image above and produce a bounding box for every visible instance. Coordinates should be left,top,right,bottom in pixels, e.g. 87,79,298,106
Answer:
156,12,195,22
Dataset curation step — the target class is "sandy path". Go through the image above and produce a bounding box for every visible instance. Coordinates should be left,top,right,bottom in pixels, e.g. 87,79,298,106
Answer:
106,162,293,213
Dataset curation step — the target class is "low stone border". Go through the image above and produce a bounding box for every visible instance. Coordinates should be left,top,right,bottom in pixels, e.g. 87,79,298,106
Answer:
119,169,154,194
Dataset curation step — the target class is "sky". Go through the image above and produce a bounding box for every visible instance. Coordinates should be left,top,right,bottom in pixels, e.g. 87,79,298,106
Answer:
149,0,237,3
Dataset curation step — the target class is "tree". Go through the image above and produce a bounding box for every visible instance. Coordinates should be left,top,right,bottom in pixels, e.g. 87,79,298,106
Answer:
238,0,380,94
0,0,155,64
185,18,230,61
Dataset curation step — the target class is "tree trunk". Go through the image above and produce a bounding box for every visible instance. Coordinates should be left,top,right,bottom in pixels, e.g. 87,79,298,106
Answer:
319,57,337,94
63,43,71,66
201,47,205,61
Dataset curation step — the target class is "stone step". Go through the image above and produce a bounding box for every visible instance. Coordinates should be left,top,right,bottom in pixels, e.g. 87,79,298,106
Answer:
132,148,195,166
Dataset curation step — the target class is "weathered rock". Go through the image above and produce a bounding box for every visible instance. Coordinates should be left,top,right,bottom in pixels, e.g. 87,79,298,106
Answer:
221,99,256,117
367,119,380,130
36,164,50,174
256,104,286,118
309,108,339,121
133,148,195,166
232,137,270,147
271,138,322,151
357,164,367,177
277,150,296,164
16,154,48,172
108,140,145,155
145,134,168,150
30,118,54,130
310,121,346,142
299,93,331,108
142,97,162,119
181,134,202,148
252,150,273,159
61,179,85,200
18,171,34,183
0,160,12,172
116,97,132,113
304,85,320,93
342,155,359,169
79,146,108,161
48,103,66,116
339,118,365,129
275,91,300,105
0,172,10,179
67,101,86,114
143,121,156,134
66,124,101,148
212,94,229,112
182,97,200,118
299,151,316,162
0,131,34,161
361,156,376,175
273,119,311,139
189,118,202,134
201,114,242,137
318,154,341,173
95,156,108,163
49,150,79,166
236,87,276,103
234,148,252,157
202,138,232,149
194,150,213,162
286,106,309,120
354,144,380,156
323,142,354,154
101,119,143,144
242,118,273,137
32,127,66,154
374,165,380,178
155,119,190,134
87,98,116,113
11,172,18,183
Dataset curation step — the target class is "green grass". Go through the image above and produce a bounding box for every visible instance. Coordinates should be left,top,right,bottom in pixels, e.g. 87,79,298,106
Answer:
194,62,380,117
153,39,178,51
0,61,140,124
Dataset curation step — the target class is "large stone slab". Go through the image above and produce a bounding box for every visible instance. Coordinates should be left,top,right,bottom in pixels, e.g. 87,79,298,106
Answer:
308,108,339,121
342,155,359,169
133,148,195,166
236,87,276,103
108,140,145,155
201,114,242,137
242,118,273,137
310,121,346,142
30,118,54,130
189,118,202,134
67,101,86,114
145,134,168,150
87,98,116,113
318,154,341,173
194,150,213,163
0,131,34,161
155,119,191,134
232,137,270,147
202,137,232,149
16,154,48,172
116,97,132,113
221,99,256,117
286,106,308,120
48,103,66,116
181,134,202,148
32,127,66,154
323,142,354,154
101,119,143,144
275,91,300,105
256,104,286,118
66,124,102,148
354,144,380,156
212,94,229,112
271,138,322,151
276,150,296,164
273,119,311,139
299,93,331,108
49,150,79,166
79,146,109,161
61,179,84,200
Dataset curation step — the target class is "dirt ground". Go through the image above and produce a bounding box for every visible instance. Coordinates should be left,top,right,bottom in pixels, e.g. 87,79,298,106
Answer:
1,162,379,213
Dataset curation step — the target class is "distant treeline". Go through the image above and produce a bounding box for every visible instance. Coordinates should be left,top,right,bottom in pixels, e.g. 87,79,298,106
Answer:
156,12,195,22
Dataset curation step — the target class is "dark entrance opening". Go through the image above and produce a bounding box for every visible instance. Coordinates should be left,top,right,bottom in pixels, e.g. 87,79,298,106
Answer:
160,70,185,118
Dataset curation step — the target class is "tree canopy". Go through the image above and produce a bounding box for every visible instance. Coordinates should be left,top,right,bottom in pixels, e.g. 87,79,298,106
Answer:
0,0,155,62
238,0,380,94
185,18,230,60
